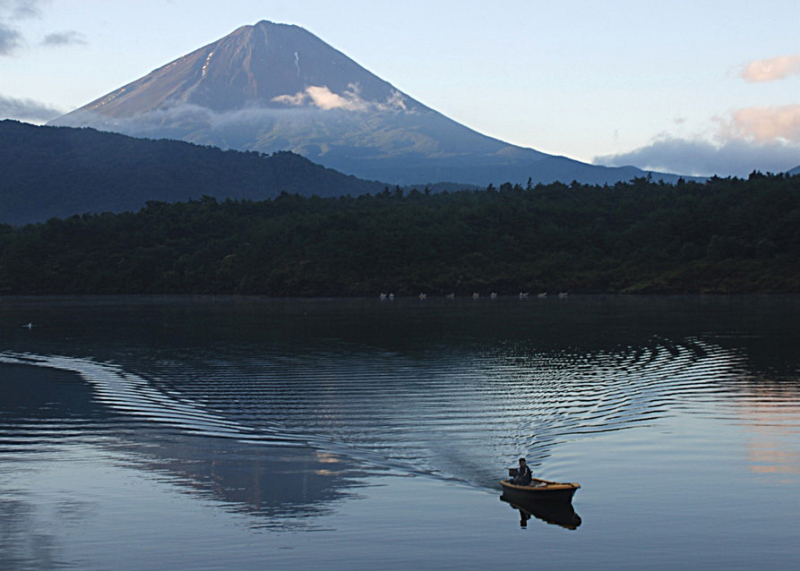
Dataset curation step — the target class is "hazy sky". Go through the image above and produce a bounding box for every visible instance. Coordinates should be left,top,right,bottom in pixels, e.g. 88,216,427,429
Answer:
1,0,798,176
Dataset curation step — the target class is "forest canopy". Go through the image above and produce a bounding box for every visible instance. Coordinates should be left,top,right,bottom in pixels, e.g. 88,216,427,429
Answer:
0,172,798,296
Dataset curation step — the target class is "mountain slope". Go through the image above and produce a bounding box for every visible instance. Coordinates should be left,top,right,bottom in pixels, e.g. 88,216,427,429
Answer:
51,20,680,186
0,120,384,225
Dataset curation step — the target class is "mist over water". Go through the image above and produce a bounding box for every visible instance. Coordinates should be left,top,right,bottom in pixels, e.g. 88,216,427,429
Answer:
1,296,799,570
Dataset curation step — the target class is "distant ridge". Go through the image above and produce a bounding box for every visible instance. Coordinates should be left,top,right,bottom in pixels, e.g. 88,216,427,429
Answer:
51,20,692,187
0,120,385,225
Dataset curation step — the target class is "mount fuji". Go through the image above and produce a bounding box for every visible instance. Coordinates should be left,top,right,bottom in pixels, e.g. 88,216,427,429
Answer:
51,20,682,186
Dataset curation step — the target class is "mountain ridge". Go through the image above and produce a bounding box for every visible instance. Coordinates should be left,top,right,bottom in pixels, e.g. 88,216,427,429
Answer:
51,20,689,186
0,119,385,225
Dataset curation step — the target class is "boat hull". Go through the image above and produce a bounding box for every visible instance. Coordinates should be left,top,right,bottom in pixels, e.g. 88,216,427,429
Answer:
499,478,580,502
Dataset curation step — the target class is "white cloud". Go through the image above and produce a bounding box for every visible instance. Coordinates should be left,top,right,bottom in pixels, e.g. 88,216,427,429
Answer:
0,0,49,20
741,55,800,83
272,84,410,113
0,93,62,120
717,105,800,144
271,92,307,107
595,103,800,177
594,137,800,178
41,30,86,47
0,0,51,54
0,22,20,54
53,103,311,135
385,90,408,112
306,85,368,111
601,55,800,176
273,84,368,111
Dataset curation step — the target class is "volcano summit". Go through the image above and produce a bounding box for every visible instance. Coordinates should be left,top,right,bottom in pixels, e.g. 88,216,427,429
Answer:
52,20,677,186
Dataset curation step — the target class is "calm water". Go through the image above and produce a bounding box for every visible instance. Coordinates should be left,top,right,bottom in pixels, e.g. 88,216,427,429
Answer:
1,295,799,570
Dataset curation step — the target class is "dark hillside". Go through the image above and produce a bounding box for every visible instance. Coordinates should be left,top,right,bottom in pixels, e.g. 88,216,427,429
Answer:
0,120,384,225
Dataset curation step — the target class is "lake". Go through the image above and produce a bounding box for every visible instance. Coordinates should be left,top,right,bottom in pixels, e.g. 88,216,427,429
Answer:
1,295,799,570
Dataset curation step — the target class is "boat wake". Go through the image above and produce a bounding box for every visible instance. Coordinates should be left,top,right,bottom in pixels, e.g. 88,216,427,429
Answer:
0,352,290,442
0,338,746,488
0,351,457,481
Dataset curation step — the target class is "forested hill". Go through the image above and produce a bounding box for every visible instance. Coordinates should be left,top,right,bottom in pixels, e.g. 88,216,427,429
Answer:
0,120,385,225
1,173,798,296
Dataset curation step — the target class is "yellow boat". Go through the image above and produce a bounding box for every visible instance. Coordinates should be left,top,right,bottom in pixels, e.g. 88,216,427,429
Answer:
499,477,581,502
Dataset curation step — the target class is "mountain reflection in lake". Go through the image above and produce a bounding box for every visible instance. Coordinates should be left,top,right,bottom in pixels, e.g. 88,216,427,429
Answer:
1,295,799,570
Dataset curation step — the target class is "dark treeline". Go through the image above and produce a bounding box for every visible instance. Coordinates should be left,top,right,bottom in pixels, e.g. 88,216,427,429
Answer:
1,173,798,296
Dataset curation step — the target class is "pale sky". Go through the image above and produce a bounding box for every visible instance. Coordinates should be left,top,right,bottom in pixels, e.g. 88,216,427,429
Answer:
1,0,799,176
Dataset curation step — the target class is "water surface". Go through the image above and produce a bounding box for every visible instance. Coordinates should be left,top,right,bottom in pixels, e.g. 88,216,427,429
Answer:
1,296,799,569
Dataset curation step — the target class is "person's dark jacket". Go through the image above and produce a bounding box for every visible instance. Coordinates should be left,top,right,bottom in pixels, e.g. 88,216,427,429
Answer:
513,464,532,485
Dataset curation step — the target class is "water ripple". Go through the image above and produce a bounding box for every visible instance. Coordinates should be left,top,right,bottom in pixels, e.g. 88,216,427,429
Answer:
0,338,762,487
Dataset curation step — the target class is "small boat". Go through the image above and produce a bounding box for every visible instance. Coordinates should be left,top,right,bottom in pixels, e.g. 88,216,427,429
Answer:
500,477,581,502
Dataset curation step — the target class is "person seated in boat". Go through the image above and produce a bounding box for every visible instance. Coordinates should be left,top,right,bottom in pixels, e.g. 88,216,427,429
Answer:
510,457,533,486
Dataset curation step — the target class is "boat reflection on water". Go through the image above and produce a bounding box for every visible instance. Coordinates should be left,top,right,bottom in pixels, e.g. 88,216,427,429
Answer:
499,492,582,530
